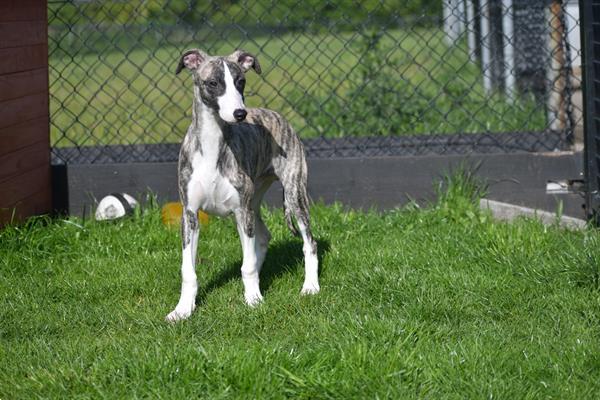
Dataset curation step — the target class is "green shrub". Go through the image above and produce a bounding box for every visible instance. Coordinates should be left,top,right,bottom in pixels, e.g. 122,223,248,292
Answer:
289,32,546,137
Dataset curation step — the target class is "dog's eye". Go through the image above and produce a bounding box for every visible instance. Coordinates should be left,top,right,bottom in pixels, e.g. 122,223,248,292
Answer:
206,80,218,88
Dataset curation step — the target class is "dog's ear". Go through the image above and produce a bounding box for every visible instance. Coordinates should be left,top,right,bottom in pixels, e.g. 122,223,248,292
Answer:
176,49,208,75
227,50,261,74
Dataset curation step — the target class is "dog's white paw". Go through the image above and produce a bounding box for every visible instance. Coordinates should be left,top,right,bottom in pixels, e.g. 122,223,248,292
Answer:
165,304,195,322
244,291,263,307
301,281,320,295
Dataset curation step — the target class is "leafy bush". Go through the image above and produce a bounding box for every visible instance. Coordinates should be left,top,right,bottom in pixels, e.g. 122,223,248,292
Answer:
289,33,546,138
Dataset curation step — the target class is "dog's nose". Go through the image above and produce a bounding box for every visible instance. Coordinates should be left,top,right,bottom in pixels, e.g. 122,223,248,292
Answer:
233,109,247,122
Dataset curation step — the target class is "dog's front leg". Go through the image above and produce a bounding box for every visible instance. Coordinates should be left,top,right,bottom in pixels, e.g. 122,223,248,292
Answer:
166,208,200,322
234,209,263,306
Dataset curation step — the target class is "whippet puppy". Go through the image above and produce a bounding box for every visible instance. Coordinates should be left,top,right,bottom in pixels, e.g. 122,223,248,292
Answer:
166,49,320,322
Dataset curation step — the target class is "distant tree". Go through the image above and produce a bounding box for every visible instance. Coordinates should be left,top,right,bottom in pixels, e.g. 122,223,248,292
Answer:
49,0,442,27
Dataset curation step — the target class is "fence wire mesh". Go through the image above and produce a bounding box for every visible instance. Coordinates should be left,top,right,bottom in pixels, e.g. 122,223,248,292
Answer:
48,0,582,164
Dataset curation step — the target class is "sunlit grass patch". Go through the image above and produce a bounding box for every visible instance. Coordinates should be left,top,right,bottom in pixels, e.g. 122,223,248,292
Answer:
1,177,599,398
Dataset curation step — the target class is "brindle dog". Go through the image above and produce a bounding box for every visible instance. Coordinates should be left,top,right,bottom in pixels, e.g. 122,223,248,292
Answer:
166,49,319,322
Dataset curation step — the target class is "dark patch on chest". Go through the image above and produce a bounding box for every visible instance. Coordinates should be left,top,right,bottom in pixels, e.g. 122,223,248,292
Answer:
218,124,277,181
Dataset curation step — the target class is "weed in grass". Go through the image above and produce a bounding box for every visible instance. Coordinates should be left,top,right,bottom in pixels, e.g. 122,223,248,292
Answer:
435,163,490,226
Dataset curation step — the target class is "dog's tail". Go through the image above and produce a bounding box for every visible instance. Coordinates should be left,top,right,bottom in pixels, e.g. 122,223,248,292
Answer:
283,193,300,237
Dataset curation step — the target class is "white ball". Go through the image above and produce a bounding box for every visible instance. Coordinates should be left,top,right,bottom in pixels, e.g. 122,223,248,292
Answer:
95,193,138,221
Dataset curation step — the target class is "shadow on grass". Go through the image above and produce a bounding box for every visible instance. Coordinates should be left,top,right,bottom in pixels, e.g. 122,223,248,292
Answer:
197,237,330,305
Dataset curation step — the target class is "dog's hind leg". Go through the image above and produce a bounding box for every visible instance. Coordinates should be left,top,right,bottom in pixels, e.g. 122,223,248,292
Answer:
283,182,320,295
166,207,200,322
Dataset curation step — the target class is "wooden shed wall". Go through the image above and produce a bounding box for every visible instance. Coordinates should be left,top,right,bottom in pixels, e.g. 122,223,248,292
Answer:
0,0,51,226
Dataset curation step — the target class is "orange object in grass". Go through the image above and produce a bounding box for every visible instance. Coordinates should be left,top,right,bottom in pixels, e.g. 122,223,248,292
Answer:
161,202,209,227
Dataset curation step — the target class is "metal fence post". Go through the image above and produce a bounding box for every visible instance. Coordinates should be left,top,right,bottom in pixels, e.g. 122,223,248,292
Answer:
502,0,515,100
443,0,466,45
581,0,600,221
480,0,493,92
466,0,477,63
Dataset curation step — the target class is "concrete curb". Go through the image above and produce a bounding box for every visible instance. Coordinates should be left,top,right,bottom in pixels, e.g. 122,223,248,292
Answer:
480,198,587,230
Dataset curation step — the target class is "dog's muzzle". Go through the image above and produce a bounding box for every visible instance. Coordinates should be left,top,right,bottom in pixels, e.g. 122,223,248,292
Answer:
233,109,247,122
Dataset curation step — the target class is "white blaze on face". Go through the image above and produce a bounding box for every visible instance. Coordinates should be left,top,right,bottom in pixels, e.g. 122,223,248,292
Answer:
217,61,245,123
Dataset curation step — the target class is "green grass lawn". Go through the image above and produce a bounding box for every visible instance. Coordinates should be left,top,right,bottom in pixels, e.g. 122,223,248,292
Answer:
1,180,600,398
49,27,546,148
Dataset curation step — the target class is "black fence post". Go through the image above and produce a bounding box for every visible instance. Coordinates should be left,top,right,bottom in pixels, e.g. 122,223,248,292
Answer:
581,0,600,221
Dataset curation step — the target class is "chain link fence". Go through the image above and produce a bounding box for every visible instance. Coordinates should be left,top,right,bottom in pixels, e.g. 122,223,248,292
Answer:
48,0,582,164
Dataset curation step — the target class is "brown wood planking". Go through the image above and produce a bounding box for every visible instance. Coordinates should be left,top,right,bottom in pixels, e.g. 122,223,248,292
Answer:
0,116,49,157
0,140,50,184
0,186,52,227
0,68,48,102
0,0,47,22
0,44,47,75
0,21,47,49
0,164,51,209
0,93,48,130
0,1,51,226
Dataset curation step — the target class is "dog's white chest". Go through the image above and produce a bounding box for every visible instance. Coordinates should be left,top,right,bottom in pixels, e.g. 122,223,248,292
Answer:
186,152,240,216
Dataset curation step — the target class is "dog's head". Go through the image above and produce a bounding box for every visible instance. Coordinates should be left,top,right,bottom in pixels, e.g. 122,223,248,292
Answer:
176,49,261,123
